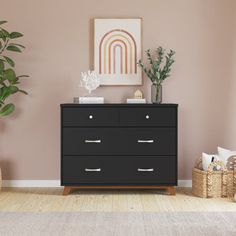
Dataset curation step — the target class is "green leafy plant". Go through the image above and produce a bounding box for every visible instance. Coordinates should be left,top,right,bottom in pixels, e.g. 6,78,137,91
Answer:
0,20,28,116
137,46,175,86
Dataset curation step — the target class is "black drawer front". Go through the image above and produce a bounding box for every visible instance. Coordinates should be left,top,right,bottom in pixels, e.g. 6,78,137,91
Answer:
62,108,119,126
119,107,176,127
63,128,176,156
63,128,119,155
121,128,176,156
62,156,176,184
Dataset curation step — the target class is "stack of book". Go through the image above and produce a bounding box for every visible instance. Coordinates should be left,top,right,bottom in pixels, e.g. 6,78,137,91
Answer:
126,98,146,104
74,97,104,104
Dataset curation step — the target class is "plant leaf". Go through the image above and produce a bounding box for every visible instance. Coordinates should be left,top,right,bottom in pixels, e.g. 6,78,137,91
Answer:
9,85,18,94
6,45,22,52
18,89,28,95
0,28,10,37
0,86,17,101
0,103,15,116
4,68,16,82
10,32,23,39
3,56,15,67
17,75,29,78
0,21,7,26
0,31,6,41
8,43,25,49
12,81,20,85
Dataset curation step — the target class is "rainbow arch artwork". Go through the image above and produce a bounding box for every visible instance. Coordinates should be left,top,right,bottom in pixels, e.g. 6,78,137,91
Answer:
94,19,142,85
99,29,137,75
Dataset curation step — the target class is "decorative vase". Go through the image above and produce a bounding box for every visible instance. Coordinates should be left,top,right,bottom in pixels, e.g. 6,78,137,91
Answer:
151,84,162,104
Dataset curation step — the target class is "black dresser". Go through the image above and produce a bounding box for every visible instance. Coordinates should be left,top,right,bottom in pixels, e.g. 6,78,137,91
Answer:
61,104,178,195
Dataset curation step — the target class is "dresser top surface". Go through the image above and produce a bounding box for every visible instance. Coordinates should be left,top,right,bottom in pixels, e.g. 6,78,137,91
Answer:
61,103,178,108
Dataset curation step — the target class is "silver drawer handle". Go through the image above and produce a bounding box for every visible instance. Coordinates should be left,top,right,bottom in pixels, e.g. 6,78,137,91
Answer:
138,140,154,143
85,168,101,172
138,168,154,172
85,140,101,143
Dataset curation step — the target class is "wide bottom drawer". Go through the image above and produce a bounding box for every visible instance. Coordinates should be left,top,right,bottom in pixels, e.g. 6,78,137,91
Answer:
62,156,176,185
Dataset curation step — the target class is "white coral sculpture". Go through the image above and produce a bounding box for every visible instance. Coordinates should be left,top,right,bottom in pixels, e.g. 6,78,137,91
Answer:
80,70,100,94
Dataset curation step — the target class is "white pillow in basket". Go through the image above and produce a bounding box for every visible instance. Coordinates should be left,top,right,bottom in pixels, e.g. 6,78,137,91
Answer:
218,147,236,170
202,153,219,171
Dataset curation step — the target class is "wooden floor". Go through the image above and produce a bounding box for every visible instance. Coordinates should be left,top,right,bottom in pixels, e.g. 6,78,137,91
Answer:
0,187,235,212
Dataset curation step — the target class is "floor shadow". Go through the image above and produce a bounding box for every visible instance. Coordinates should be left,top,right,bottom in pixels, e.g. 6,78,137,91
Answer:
1,187,193,197
70,189,169,196
1,187,181,196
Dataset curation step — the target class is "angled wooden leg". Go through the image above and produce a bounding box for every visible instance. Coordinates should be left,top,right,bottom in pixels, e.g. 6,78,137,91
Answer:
167,186,175,195
63,186,72,196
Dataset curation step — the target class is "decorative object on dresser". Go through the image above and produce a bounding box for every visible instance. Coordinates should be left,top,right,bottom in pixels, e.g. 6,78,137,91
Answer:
61,103,178,195
75,97,104,104
80,70,100,94
127,89,146,103
137,47,175,104
126,98,146,104
0,20,28,116
94,18,142,85
74,70,104,104
134,89,143,99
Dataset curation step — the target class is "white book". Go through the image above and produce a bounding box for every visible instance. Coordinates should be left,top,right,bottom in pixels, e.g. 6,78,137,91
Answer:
127,98,146,104
74,97,104,104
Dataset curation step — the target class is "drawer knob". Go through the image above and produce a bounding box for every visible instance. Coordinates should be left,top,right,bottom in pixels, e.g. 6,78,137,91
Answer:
138,168,154,172
146,115,150,119
89,115,93,119
85,168,101,172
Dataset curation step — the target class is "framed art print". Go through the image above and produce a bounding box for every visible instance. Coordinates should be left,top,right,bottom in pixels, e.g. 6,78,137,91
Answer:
94,18,142,85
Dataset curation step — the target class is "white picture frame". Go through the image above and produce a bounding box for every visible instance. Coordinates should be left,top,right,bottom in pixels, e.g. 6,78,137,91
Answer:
94,18,142,85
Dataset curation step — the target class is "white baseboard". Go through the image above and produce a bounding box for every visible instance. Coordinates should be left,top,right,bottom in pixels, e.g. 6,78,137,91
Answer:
178,180,192,187
2,180,192,188
2,180,61,187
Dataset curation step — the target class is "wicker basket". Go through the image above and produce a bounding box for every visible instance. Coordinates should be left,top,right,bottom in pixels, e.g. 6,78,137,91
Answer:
192,158,236,198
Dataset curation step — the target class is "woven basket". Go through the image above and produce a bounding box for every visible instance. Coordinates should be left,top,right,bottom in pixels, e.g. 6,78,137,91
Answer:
192,158,236,198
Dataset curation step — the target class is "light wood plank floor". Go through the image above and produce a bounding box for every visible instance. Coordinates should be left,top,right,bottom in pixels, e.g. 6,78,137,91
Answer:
0,187,235,212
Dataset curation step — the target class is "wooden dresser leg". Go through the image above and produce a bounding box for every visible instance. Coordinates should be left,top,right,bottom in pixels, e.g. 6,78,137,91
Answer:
63,186,71,196
167,186,176,195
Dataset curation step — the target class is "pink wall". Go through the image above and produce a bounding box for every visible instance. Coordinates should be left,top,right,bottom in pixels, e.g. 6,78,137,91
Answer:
0,0,235,180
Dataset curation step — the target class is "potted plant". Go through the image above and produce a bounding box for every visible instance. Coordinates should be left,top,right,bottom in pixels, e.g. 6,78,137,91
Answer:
0,20,28,116
138,47,175,103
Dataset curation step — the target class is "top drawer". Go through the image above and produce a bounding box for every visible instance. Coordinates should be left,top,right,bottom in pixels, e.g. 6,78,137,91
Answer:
62,108,119,127
120,107,177,127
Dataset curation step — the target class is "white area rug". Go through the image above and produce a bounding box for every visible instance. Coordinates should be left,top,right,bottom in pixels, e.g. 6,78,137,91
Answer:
0,212,235,236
